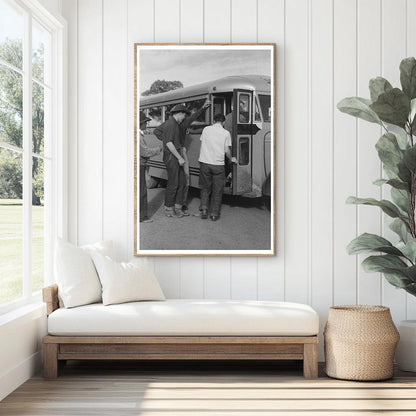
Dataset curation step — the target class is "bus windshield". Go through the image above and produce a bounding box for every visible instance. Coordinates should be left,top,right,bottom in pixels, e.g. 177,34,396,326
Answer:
259,94,271,122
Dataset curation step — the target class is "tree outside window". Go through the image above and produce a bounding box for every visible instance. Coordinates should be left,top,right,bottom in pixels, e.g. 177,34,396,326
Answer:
0,0,52,306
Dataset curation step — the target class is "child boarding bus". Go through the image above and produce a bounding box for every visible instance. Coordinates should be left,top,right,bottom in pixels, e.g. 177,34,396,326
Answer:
140,74,273,199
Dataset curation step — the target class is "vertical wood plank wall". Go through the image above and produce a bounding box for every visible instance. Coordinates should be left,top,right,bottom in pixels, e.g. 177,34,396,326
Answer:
62,0,416,357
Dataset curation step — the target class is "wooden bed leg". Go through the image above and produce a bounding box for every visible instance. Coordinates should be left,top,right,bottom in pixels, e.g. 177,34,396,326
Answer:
44,343,59,379
303,343,318,379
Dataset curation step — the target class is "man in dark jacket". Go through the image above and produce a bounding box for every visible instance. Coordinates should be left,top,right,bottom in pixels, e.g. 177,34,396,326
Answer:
158,104,190,218
154,99,211,215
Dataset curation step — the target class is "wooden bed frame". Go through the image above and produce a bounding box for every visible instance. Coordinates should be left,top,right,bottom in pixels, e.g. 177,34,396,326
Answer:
43,285,319,379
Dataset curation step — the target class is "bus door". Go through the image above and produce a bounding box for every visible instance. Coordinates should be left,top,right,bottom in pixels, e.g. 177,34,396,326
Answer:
232,89,253,195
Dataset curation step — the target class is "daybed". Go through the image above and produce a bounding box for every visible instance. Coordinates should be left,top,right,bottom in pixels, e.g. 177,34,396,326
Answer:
42,285,320,379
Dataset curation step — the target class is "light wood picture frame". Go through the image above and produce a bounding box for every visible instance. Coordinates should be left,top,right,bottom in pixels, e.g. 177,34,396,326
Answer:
134,43,276,256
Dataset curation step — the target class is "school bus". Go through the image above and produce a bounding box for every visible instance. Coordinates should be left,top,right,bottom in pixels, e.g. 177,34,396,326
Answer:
140,74,273,199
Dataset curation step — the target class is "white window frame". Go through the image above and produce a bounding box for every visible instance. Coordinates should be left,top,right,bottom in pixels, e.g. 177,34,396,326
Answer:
0,0,67,315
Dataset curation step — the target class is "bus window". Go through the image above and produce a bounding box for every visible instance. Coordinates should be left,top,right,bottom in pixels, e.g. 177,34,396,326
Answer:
213,97,226,117
185,98,208,124
254,97,262,122
147,107,163,126
259,94,271,122
213,93,233,124
239,137,250,165
238,93,251,123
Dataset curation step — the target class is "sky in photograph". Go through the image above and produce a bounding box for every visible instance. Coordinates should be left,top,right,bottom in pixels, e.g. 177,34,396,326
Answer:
138,49,272,94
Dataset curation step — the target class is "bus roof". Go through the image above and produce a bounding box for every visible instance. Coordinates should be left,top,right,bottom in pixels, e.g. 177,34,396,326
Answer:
140,74,271,106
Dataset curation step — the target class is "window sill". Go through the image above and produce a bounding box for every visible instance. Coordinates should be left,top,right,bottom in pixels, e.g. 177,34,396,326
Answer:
0,298,45,327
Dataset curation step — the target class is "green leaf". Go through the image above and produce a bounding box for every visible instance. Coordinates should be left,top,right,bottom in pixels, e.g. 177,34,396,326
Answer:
397,240,416,264
383,271,412,288
394,130,410,150
337,97,382,125
380,263,416,282
361,255,416,288
347,233,404,256
375,132,404,173
404,283,416,296
373,178,388,186
362,254,408,272
369,77,393,102
384,166,400,180
386,179,410,191
402,265,416,282
397,161,412,185
391,187,409,213
389,218,410,241
374,177,409,191
403,146,416,172
400,57,416,100
346,196,406,219
370,88,410,128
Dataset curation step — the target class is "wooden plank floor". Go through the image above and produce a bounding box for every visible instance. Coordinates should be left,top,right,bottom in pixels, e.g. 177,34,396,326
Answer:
1,360,416,415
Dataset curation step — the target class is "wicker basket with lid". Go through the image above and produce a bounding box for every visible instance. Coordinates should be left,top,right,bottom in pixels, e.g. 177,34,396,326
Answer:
324,305,399,381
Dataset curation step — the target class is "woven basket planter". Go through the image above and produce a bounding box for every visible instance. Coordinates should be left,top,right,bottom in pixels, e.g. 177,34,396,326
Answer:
324,305,399,381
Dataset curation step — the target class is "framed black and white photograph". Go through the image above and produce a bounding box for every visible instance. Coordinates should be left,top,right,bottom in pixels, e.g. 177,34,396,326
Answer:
134,44,275,256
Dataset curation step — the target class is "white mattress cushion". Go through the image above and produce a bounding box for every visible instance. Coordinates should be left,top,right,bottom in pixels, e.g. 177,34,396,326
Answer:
48,299,319,336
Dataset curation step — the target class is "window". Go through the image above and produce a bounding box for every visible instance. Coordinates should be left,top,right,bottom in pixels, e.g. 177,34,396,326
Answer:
254,96,262,122
212,93,232,123
238,93,251,124
213,97,225,117
185,99,208,124
259,94,271,122
239,137,250,165
164,99,209,125
146,107,163,127
0,0,65,311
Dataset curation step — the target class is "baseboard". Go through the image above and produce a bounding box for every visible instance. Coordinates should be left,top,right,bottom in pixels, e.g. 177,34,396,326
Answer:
0,351,42,401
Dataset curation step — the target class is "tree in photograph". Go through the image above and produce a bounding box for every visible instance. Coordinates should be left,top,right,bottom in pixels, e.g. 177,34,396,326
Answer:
141,79,183,96
0,38,44,204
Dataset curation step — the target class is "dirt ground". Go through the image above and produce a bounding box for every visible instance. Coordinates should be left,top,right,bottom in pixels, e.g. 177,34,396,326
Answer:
139,188,271,251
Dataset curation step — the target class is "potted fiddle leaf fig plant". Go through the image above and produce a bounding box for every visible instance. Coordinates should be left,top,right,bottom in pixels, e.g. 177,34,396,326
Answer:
337,57,416,371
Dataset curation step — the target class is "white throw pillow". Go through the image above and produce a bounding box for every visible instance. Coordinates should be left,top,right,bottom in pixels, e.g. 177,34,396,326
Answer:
81,240,115,259
54,239,114,308
90,252,165,306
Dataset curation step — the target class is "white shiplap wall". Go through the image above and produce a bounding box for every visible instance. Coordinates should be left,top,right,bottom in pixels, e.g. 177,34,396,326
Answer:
61,0,416,356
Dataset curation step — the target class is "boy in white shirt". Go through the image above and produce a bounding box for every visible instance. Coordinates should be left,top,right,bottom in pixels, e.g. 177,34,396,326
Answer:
198,113,237,221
